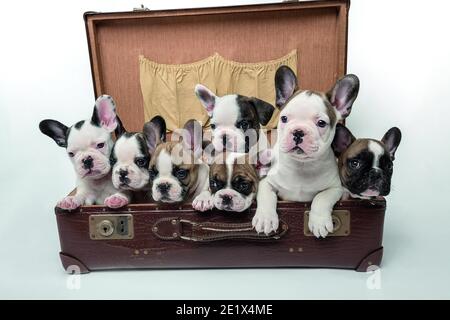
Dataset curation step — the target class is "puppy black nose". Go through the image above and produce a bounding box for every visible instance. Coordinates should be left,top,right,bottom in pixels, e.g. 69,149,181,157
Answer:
221,195,232,205
222,135,228,147
293,130,304,145
119,170,129,183
369,169,382,180
157,183,171,194
82,156,94,169
119,169,128,178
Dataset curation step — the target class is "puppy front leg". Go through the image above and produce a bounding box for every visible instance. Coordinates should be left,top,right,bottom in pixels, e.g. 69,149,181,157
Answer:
308,187,343,238
192,190,214,212
192,166,214,212
104,191,131,208
57,189,88,211
252,178,279,235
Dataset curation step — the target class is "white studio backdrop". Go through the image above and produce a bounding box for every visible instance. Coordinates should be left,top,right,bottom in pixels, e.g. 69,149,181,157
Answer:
0,0,449,299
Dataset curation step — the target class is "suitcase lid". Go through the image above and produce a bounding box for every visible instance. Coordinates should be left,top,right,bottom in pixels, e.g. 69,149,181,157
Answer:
84,0,350,131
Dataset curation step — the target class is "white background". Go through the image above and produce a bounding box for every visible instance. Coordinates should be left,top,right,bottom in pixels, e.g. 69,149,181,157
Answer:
1,0,449,299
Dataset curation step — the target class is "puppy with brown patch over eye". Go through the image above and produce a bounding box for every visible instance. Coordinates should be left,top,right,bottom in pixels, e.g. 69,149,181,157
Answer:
149,120,212,208
332,124,402,199
209,153,258,212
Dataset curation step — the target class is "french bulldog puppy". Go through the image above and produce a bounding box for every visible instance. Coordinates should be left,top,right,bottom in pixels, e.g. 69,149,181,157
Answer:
332,124,402,199
252,66,360,238
39,95,130,210
110,116,166,195
194,84,275,154
209,153,259,212
149,119,212,209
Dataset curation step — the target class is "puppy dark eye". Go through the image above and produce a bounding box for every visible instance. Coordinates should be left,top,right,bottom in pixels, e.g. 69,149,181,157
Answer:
68,152,75,158
239,120,249,131
210,178,224,190
135,158,147,168
281,116,288,123
175,168,188,180
210,123,216,130
238,182,250,192
386,162,393,170
149,167,158,179
97,142,105,149
349,159,361,169
317,120,327,128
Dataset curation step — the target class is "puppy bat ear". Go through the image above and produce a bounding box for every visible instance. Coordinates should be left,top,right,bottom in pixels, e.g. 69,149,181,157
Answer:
381,127,402,160
275,65,298,109
114,116,127,139
249,98,275,126
39,119,69,148
91,95,118,132
183,119,203,158
195,84,217,116
143,116,166,154
332,123,356,157
327,74,360,119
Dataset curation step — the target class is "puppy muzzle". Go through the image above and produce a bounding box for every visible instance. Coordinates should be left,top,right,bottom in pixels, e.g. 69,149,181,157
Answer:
75,151,110,179
112,165,149,190
152,177,185,203
212,127,247,153
280,123,320,157
347,168,391,197
213,189,253,212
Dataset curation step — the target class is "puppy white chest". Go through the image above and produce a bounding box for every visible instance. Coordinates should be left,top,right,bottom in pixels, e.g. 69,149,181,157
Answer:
268,151,340,202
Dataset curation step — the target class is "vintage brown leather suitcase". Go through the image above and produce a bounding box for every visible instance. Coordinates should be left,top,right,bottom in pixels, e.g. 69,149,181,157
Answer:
56,0,386,273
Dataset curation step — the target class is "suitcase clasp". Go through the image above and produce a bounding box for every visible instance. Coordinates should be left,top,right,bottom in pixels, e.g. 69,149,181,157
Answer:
89,214,134,240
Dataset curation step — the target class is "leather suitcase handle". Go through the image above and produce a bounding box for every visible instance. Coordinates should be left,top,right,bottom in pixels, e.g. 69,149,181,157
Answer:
152,217,288,242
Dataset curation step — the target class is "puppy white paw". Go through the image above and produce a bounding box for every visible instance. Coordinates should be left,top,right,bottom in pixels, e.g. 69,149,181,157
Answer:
192,192,214,212
252,210,279,235
57,196,83,210
308,211,334,238
104,194,129,208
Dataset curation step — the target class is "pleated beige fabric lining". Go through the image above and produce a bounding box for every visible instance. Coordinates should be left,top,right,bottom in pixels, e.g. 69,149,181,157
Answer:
139,50,297,131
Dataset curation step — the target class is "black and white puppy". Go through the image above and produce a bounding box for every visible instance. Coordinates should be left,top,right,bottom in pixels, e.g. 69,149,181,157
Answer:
252,66,360,238
110,116,166,194
149,120,212,208
194,84,275,154
39,95,129,209
208,153,259,212
332,124,402,199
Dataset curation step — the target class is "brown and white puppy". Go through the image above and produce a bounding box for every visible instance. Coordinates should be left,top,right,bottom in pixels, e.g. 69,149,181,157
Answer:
209,153,258,212
149,120,211,208
110,116,166,203
332,124,402,199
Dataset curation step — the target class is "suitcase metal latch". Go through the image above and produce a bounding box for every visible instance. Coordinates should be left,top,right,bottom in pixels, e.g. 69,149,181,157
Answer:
89,214,134,240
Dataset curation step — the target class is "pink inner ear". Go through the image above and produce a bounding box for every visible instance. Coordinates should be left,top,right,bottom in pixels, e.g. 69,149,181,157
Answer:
99,100,117,131
206,104,214,113
334,97,346,112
